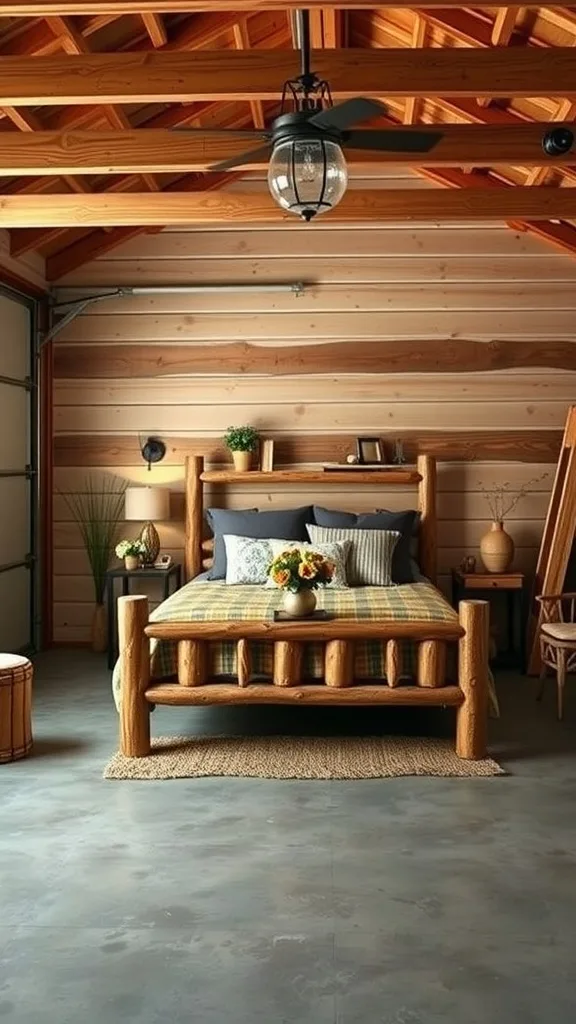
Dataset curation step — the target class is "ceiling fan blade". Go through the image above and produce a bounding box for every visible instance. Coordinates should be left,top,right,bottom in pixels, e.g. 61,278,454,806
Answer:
344,129,443,153
210,145,272,172
171,128,267,138
309,98,387,132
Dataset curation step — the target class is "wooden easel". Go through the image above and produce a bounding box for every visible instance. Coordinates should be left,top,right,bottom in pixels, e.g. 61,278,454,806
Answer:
527,405,576,674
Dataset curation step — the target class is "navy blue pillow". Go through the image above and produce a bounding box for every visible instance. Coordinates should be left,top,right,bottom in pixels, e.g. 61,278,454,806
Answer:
312,506,419,584
207,506,314,580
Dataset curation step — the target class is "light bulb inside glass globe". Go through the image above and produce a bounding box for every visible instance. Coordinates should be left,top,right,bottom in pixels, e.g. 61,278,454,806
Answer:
268,138,348,221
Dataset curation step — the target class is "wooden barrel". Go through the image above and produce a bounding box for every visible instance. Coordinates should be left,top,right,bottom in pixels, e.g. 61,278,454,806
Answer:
0,654,33,763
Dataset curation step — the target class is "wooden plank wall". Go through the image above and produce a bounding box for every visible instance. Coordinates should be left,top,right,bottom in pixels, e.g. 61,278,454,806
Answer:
52,172,576,642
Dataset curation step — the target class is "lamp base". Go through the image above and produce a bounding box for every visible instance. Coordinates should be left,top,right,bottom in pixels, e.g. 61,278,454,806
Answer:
139,521,160,565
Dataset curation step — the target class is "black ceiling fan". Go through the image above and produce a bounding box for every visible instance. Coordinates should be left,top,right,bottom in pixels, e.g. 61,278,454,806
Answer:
175,9,443,220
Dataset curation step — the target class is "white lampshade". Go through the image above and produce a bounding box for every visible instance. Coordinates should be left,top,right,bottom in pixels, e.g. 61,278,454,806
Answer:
125,487,170,522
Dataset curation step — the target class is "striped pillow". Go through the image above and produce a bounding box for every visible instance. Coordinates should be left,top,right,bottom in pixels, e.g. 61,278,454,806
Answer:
307,524,400,587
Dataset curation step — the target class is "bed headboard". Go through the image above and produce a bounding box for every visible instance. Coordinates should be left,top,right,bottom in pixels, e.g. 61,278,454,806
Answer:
184,455,437,586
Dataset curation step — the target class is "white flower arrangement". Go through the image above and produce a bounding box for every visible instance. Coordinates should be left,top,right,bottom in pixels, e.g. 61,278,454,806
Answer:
115,538,147,559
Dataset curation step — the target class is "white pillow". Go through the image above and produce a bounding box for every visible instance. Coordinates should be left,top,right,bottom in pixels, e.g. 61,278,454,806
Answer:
306,524,400,587
265,539,351,589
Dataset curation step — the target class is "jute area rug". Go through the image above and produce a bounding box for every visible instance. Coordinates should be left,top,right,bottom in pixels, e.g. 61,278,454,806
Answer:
104,735,504,780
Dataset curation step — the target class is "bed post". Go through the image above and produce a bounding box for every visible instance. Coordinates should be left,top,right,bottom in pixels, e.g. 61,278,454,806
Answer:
456,600,489,760
185,455,204,582
417,454,437,585
118,595,150,758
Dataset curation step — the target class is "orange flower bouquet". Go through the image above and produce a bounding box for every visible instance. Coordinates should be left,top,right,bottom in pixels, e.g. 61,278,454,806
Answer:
268,548,335,593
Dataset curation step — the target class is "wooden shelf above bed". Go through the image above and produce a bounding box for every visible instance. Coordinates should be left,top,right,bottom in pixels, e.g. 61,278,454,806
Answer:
200,469,422,485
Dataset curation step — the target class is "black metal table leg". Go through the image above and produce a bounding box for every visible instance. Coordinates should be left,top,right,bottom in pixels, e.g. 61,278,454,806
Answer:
507,590,515,664
107,578,115,670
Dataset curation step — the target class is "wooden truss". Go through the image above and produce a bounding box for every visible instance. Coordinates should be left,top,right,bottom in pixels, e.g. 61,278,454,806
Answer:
1,4,576,277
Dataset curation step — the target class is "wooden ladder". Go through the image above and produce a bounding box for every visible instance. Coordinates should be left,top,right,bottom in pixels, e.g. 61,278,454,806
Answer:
527,404,576,674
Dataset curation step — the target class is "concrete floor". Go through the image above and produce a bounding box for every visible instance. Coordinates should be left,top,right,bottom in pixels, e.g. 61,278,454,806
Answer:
2,650,576,1024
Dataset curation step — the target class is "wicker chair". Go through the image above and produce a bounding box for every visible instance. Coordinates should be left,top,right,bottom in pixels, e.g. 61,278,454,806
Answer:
536,593,576,719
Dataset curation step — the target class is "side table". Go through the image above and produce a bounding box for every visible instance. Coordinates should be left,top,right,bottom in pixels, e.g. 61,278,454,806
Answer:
106,563,182,669
451,569,527,673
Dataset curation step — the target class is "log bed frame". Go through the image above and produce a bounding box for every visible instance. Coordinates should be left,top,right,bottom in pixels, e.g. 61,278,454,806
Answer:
118,454,489,761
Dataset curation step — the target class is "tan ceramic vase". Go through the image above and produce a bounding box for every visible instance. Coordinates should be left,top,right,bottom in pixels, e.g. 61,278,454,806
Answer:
124,555,140,570
232,450,252,472
91,603,107,653
480,521,514,573
283,589,317,618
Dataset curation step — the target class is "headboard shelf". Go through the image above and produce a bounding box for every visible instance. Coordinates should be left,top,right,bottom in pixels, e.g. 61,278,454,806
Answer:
186,454,437,587
201,469,422,485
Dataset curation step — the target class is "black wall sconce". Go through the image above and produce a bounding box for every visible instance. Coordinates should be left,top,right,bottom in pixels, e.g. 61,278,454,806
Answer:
140,436,166,471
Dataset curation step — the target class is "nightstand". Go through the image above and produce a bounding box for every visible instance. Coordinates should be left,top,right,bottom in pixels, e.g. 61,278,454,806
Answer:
106,563,182,669
451,569,527,673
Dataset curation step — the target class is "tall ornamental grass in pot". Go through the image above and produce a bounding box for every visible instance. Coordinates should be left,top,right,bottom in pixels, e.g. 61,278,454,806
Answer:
61,476,127,651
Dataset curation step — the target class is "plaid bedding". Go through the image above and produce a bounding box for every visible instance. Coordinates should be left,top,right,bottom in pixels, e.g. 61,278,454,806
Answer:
112,580,458,709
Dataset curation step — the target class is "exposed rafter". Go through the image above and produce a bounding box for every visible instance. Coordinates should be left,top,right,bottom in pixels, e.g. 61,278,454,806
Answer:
232,20,265,130
140,13,167,48
0,1,564,13
404,14,426,125
1,124,575,175
0,49,575,105
4,187,576,228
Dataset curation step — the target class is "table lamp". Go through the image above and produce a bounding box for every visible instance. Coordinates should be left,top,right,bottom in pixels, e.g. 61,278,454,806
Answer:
124,486,170,565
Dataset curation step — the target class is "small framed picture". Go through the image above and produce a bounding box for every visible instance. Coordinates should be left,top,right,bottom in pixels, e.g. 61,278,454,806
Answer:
260,438,275,472
356,437,384,465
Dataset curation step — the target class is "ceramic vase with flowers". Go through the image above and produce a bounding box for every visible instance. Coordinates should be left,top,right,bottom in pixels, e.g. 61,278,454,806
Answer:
224,425,260,472
268,548,335,617
479,474,547,573
115,538,146,571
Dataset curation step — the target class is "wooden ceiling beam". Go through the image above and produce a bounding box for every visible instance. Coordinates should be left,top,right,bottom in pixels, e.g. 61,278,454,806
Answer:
1,49,575,104
1,123,575,174
0,1,563,13
1,98,96,202
4,187,576,228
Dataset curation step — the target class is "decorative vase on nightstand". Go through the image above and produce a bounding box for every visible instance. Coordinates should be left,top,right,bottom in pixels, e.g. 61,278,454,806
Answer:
480,521,515,573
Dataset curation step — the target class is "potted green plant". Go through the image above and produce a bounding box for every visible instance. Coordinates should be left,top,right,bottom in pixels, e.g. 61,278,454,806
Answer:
115,538,147,571
61,476,127,652
224,425,259,472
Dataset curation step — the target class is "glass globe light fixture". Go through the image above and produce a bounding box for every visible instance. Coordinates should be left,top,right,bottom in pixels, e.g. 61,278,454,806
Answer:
267,137,348,222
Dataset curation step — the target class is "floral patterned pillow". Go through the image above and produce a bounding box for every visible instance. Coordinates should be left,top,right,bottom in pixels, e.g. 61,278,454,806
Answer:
223,535,351,588
223,535,275,585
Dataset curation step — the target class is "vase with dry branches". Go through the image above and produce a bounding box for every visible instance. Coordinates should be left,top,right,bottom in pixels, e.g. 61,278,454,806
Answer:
478,474,547,573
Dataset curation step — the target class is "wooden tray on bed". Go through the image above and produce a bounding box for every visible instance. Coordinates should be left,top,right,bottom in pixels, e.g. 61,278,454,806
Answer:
273,610,334,622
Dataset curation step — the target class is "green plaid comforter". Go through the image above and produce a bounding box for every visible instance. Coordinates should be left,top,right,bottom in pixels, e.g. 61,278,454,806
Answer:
112,580,457,709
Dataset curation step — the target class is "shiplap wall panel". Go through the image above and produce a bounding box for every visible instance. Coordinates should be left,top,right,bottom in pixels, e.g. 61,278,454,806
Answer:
54,400,569,434
56,256,576,287
52,202,576,642
53,374,576,406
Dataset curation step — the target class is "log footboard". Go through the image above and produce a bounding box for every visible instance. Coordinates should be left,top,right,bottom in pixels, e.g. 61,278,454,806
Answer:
118,596,490,762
